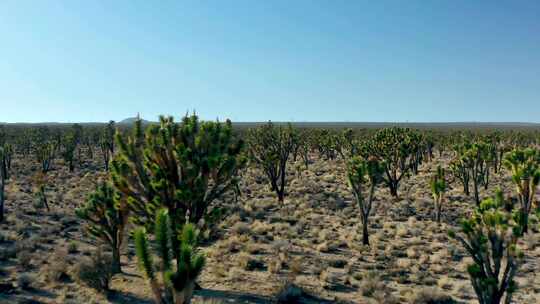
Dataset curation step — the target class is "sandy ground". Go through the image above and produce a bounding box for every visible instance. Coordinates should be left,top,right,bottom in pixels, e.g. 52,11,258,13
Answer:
1,151,539,304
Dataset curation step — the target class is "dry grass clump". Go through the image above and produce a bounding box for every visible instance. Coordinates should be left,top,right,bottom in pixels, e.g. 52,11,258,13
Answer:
73,249,113,292
17,250,33,270
236,252,266,271
43,249,70,283
67,240,79,254
231,221,251,236
274,281,307,304
358,271,385,297
409,287,456,303
17,272,35,290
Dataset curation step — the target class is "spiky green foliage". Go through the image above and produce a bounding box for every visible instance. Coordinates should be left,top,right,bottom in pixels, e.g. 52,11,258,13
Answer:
361,127,420,197
503,148,540,234
76,182,129,273
449,190,524,304
347,156,384,245
112,113,243,274
430,165,447,223
247,122,296,203
134,209,205,304
112,114,244,226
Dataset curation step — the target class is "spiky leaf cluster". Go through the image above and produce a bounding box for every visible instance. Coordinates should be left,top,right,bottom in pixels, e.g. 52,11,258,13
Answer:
112,114,245,230
134,209,205,304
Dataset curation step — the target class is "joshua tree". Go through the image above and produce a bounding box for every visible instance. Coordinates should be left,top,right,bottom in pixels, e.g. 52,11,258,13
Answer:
430,165,447,223
98,122,116,171
465,142,490,206
0,145,8,222
449,190,524,304
503,148,540,234
1,143,13,179
61,134,77,172
134,209,204,304
314,129,340,160
362,127,418,197
450,154,470,196
112,114,244,258
347,156,384,245
247,122,295,203
33,172,50,211
105,120,116,155
100,135,112,172
36,141,56,173
337,128,359,160
76,182,129,273
452,141,490,205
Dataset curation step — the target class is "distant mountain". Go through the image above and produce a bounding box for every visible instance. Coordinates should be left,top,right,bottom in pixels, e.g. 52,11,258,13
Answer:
118,117,154,125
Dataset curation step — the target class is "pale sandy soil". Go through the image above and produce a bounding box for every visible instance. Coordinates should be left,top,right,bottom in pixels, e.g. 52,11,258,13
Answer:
1,152,539,303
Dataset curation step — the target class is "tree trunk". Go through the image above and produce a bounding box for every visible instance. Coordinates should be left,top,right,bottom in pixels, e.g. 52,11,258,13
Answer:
277,190,284,203
389,182,398,197
473,180,480,206
521,210,529,234
112,246,122,273
362,220,369,246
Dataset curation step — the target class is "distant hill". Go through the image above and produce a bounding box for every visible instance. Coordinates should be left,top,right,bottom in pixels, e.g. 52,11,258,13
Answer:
118,117,154,125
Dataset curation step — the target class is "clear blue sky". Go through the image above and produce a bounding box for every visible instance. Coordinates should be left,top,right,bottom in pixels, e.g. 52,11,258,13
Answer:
1,1,539,123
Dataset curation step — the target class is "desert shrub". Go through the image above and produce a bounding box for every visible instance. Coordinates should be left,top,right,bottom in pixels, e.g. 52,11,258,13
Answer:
17,250,33,270
410,287,456,304
17,273,34,290
0,247,16,261
359,272,385,297
74,249,113,292
67,241,79,254
43,250,70,282
237,253,265,271
231,222,251,236
275,281,306,303
373,289,399,304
